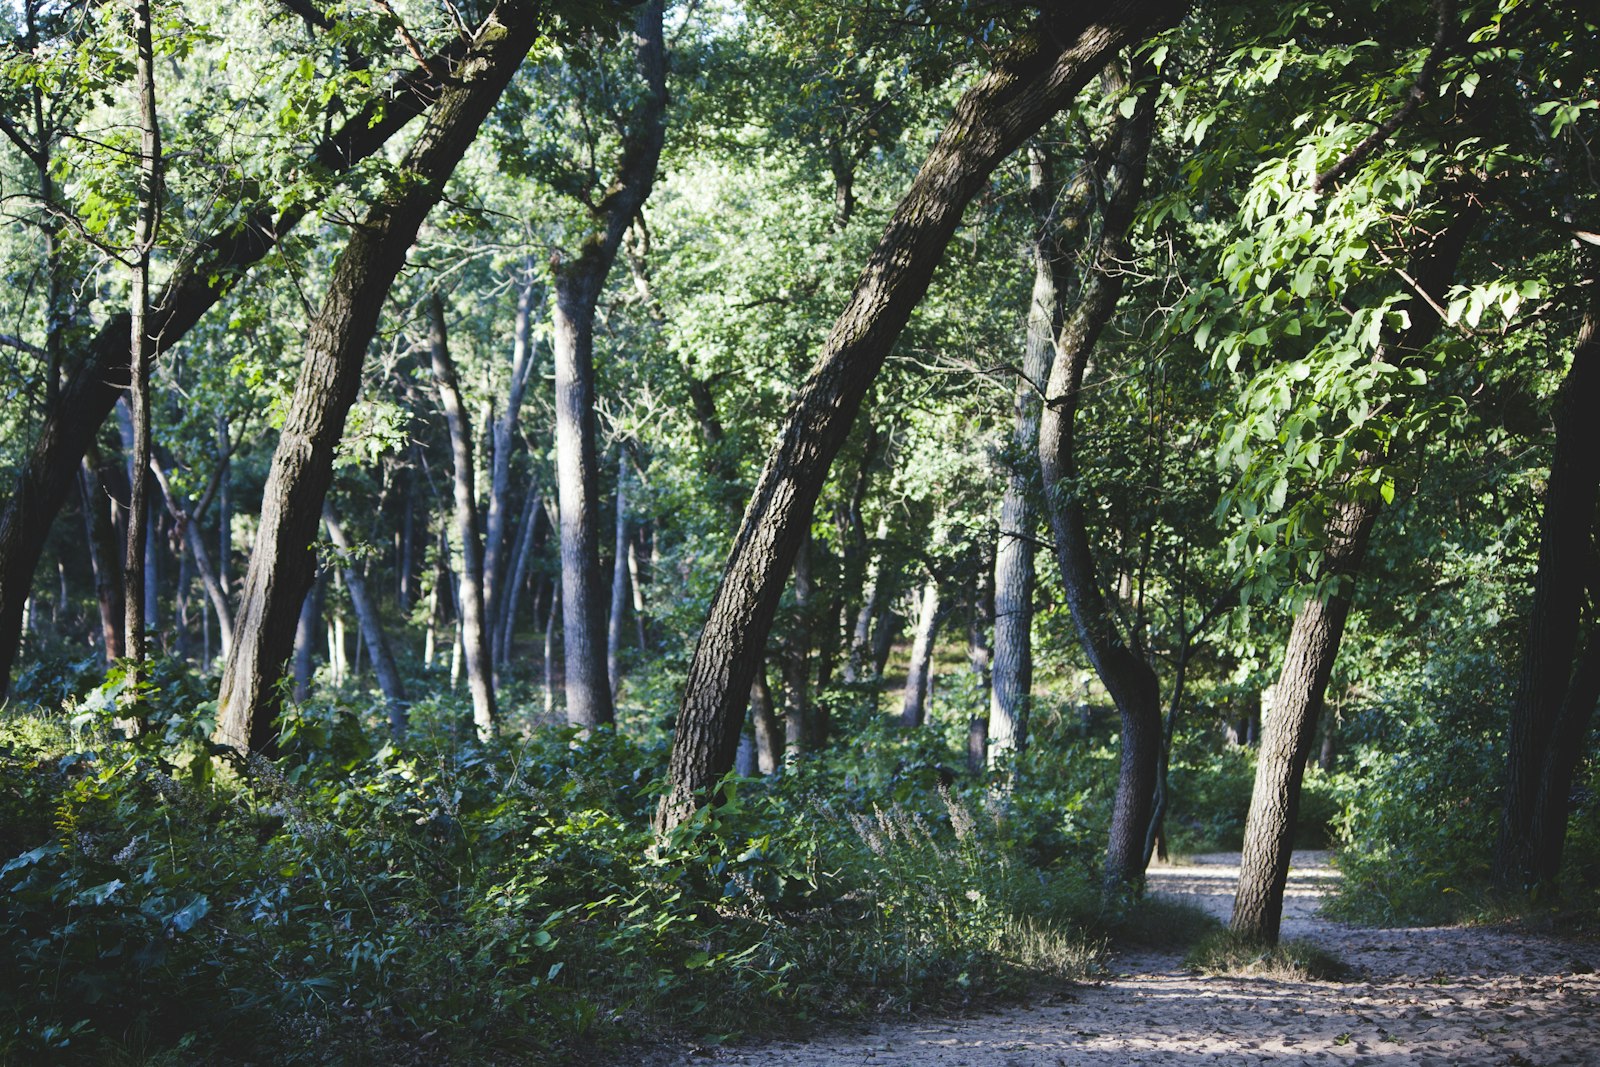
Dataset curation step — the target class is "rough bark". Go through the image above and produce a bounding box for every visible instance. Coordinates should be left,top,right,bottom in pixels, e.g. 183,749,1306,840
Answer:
324,505,408,739
899,575,944,728
1496,269,1600,891
1231,496,1377,940
655,2,1187,832
0,28,476,698
552,1,665,729
216,8,537,752
430,293,498,739
1232,206,1476,943
1036,75,1160,895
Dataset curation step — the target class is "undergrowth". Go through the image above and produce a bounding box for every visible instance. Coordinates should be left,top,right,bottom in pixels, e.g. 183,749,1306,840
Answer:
1185,930,1350,981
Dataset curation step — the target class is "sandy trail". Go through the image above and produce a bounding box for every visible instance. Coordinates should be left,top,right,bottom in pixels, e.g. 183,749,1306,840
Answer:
671,852,1600,1066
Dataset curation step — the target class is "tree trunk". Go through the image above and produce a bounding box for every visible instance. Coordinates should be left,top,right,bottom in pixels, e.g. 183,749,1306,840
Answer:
0,21,473,700
148,455,234,659
750,660,781,774
292,575,320,703
217,414,231,593
498,487,543,665
1233,206,1475,942
1496,267,1600,891
216,9,538,752
1036,75,1161,896
627,528,649,650
324,505,409,739
607,460,630,698
782,529,815,758
430,293,498,739
552,1,665,730
485,278,538,650
900,575,943,728
654,3,1186,832
1231,496,1377,940
543,578,560,717
845,515,891,682
78,455,125,661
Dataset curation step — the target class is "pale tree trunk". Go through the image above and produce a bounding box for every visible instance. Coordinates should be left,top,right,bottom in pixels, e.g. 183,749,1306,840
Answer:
324,505,408,739
485,277,538,650
1232,205,1474,943
782,529,815,758
552,0,665,729
607,460,630,697
292,576,319,703
627,529,649,650
430,293,497,739
149,457,234,659
216,9,538,752
844,515,890,682
1036,76,1161,896
899,574,944,728
543,579,560,717
655,2,1189,832
217,415,230,593
750,660,781,774
1496,264,1600,892
498,488,543,664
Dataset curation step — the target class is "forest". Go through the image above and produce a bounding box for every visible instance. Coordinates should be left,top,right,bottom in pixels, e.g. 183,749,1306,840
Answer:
1,0,1597,1062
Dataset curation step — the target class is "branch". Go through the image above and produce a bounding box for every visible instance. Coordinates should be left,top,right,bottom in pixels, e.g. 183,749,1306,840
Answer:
1312,0,1454,194
0,334,45,358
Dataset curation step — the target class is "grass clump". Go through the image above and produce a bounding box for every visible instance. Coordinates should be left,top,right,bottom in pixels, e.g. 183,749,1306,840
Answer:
1112,896,1222,951
1185,929,1350,981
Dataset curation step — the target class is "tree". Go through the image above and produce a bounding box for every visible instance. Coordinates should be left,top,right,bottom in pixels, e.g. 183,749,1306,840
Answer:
655,1,1189,834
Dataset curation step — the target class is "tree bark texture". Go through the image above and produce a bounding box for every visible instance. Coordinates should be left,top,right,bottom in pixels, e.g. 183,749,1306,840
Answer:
655,1,1187,833
0,29,481,698
900,575,944,728
324,505,409,739
1231,206,1475,943
485,278,538,651
1036,77,1159,895
552,0,665,729
1496,268,1600,891
431,293,498,739
215,8,537,752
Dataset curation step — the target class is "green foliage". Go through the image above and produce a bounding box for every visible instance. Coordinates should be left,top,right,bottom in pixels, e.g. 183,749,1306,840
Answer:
1186,929,1349,981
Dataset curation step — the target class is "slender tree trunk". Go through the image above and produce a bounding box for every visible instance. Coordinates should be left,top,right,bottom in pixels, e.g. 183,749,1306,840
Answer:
485,278,538,648
750,660,781,774
216,9,537,752
78,456,125,660
782,529,815,758
217,415,231,593
607,460,630,697
149,456,233,658
1496,267,1600,891
1036,76,1161,896
871,594,900,680
655,3,1188,832
552,1,665,729
498,487,543,664
627,529,649,650
1233,206,1475,942
292,575,319,703
324,505,408,739
844,515,891,682
543,579,560,717
431,293,497,739
900,574,944,728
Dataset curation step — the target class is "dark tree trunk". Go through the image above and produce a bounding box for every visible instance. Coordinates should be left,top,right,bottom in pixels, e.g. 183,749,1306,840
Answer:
149,457,234,658
78,454,125,661
0,30,478,699
655,2,1186,832
1232,206,1475,944
216,9,538,752
324,505,408,739
750,661,781,775
1496,268,1600,892
1036,76,1160,896
552,1,664,730
430,293,497,739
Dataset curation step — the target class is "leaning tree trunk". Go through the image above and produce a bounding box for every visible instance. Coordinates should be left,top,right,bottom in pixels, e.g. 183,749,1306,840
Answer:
750,659,782,774
216,7,539,753
1496,265,1600,892
1232,205,1475,944
654,1,1187,833
431,294,497,739
497,487,544,665
899,574,944,728
149,456,233,658
324,505,409,739
1231,496,1376,940
1037,75,1160,896
0,31,475,700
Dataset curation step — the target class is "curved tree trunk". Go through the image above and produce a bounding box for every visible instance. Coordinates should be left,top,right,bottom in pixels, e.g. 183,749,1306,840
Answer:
216,8,539,752
324,505,408,739
655,2,1187,833
899,574,944,728
430,294,497,739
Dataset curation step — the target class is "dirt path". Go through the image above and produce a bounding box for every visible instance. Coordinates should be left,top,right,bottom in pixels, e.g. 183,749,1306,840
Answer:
672,852,1600,1066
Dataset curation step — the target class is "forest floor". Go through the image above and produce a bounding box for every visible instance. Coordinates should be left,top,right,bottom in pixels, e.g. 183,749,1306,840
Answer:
660,852,1600,1066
